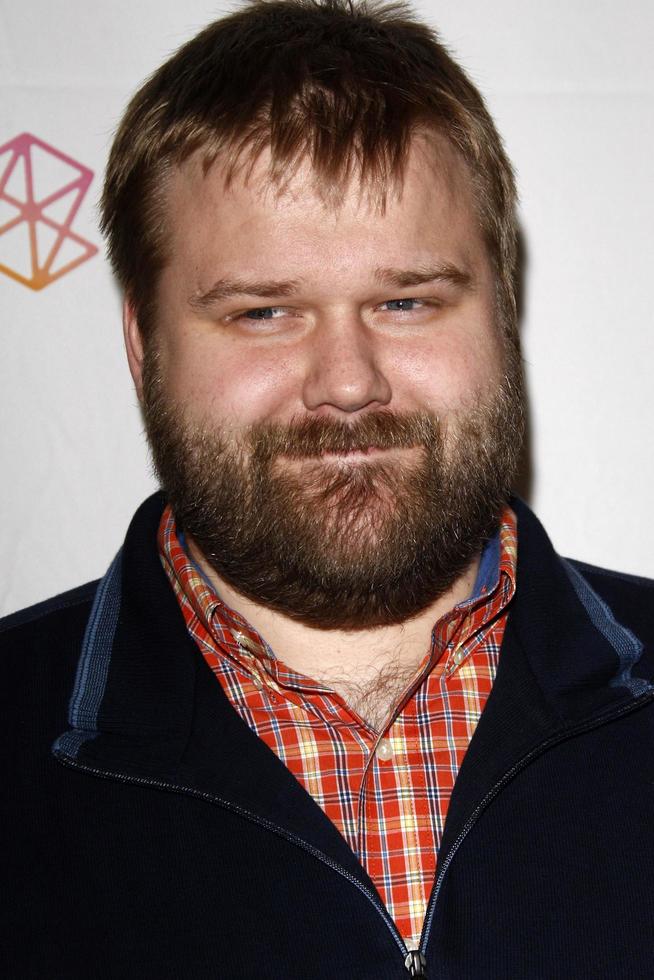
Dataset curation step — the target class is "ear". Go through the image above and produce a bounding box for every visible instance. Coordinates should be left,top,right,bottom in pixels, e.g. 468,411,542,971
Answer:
123,296,146,403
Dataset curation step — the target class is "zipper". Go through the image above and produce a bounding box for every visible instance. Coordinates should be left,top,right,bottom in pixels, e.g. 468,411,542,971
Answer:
53,750,411,970
54,688,653,979
404,950,428,977
417,689,654,966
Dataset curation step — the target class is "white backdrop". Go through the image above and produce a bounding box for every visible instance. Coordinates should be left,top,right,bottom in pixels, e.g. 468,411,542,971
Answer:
1,0,653,616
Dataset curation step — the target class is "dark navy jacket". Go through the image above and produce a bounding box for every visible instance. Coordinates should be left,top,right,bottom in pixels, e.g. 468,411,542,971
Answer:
2,494,654,979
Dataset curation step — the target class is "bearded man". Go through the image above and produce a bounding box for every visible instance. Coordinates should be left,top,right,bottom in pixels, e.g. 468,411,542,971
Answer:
2,2,654,978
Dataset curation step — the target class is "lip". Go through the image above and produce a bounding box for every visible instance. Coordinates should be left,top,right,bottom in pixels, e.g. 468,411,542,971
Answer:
313,445,418,461
278,445,420,465
318,447,387,459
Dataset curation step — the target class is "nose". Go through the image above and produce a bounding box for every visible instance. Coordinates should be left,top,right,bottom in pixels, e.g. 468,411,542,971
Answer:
302,316,392,415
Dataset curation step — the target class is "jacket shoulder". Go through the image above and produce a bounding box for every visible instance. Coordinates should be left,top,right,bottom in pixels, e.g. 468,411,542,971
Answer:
569,559,654,592
0,580,98,637
566,558,654,645
0,582,97,700
1,582,98,760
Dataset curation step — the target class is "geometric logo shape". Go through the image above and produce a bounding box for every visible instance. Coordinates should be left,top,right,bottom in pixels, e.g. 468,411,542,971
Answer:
0,132,99,290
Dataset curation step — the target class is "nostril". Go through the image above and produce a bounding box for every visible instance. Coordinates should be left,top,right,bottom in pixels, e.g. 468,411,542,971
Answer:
302,354,392,414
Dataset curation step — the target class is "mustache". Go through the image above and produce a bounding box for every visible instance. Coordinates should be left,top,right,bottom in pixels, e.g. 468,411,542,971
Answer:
249,410,441,460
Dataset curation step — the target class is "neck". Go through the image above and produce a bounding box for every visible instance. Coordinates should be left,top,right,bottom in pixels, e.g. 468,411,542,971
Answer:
186,539,480,731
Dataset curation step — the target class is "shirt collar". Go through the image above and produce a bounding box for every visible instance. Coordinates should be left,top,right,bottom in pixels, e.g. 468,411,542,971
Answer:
159,503,517,683
431,510,517,676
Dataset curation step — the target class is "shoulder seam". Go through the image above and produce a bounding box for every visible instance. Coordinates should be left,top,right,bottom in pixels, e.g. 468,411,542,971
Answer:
0,582,97,636
567,559,654,590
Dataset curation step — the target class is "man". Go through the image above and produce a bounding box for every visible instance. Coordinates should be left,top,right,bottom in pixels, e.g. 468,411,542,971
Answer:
2,1,653,977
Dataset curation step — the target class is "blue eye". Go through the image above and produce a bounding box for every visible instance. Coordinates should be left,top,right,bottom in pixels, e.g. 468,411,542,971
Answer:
383,298,423,312
243,307,283,320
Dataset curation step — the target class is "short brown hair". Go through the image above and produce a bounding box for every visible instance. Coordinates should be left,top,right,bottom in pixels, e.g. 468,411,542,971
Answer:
101,0,518,342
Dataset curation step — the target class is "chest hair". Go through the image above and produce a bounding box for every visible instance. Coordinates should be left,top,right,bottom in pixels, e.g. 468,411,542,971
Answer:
316,655,425,733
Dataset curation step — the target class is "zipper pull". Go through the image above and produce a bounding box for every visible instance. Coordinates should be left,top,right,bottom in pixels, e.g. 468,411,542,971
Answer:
404,949,428,977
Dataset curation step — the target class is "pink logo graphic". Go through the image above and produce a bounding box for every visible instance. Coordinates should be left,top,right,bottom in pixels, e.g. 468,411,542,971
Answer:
0,132,98,290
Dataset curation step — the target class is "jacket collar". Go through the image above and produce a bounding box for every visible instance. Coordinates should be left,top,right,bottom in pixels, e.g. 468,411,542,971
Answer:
53,493,368,880
439,496,653,858
54,493,652,872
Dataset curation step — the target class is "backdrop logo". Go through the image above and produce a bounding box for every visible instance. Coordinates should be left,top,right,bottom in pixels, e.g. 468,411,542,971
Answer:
0,132,98,290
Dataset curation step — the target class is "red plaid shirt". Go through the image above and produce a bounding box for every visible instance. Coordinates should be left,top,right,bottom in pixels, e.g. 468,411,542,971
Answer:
159,506,517,948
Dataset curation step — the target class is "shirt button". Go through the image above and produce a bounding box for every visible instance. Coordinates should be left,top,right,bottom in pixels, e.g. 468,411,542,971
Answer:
376,739,393,762
252,675,264,690
453,649,464,665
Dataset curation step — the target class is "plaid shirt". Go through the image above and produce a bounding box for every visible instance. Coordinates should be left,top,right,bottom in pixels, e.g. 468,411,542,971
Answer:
159,505,517,948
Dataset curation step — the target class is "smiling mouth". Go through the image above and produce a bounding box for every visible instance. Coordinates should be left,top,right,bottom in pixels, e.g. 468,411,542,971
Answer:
320,446,389,458
292,445,420,461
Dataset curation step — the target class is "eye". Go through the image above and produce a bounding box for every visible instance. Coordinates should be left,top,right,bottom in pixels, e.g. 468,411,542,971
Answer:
380,298,426,312
241,306,287,320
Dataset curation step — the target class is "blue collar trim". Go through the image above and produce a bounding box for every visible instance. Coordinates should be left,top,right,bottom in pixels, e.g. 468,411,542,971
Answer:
470,529,501,600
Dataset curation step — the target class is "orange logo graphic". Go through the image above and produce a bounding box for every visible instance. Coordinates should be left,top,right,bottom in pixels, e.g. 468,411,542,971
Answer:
0,132,98,290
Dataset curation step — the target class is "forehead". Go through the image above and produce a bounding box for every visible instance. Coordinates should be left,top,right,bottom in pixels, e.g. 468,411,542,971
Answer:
163,134,488,285
172,131,476,216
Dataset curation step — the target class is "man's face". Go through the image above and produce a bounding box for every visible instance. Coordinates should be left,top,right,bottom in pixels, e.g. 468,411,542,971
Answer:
129,136,524,629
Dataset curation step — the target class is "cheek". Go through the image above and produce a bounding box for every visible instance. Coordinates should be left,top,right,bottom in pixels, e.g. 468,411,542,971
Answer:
161,336,304,425
390,329,504,415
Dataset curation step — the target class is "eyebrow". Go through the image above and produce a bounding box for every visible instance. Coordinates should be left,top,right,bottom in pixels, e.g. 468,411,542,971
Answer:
189,263,472,312
373,264,473,289
189,277,300,312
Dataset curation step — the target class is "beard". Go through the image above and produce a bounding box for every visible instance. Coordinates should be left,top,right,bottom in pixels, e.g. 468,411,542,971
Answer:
142,346,525,630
